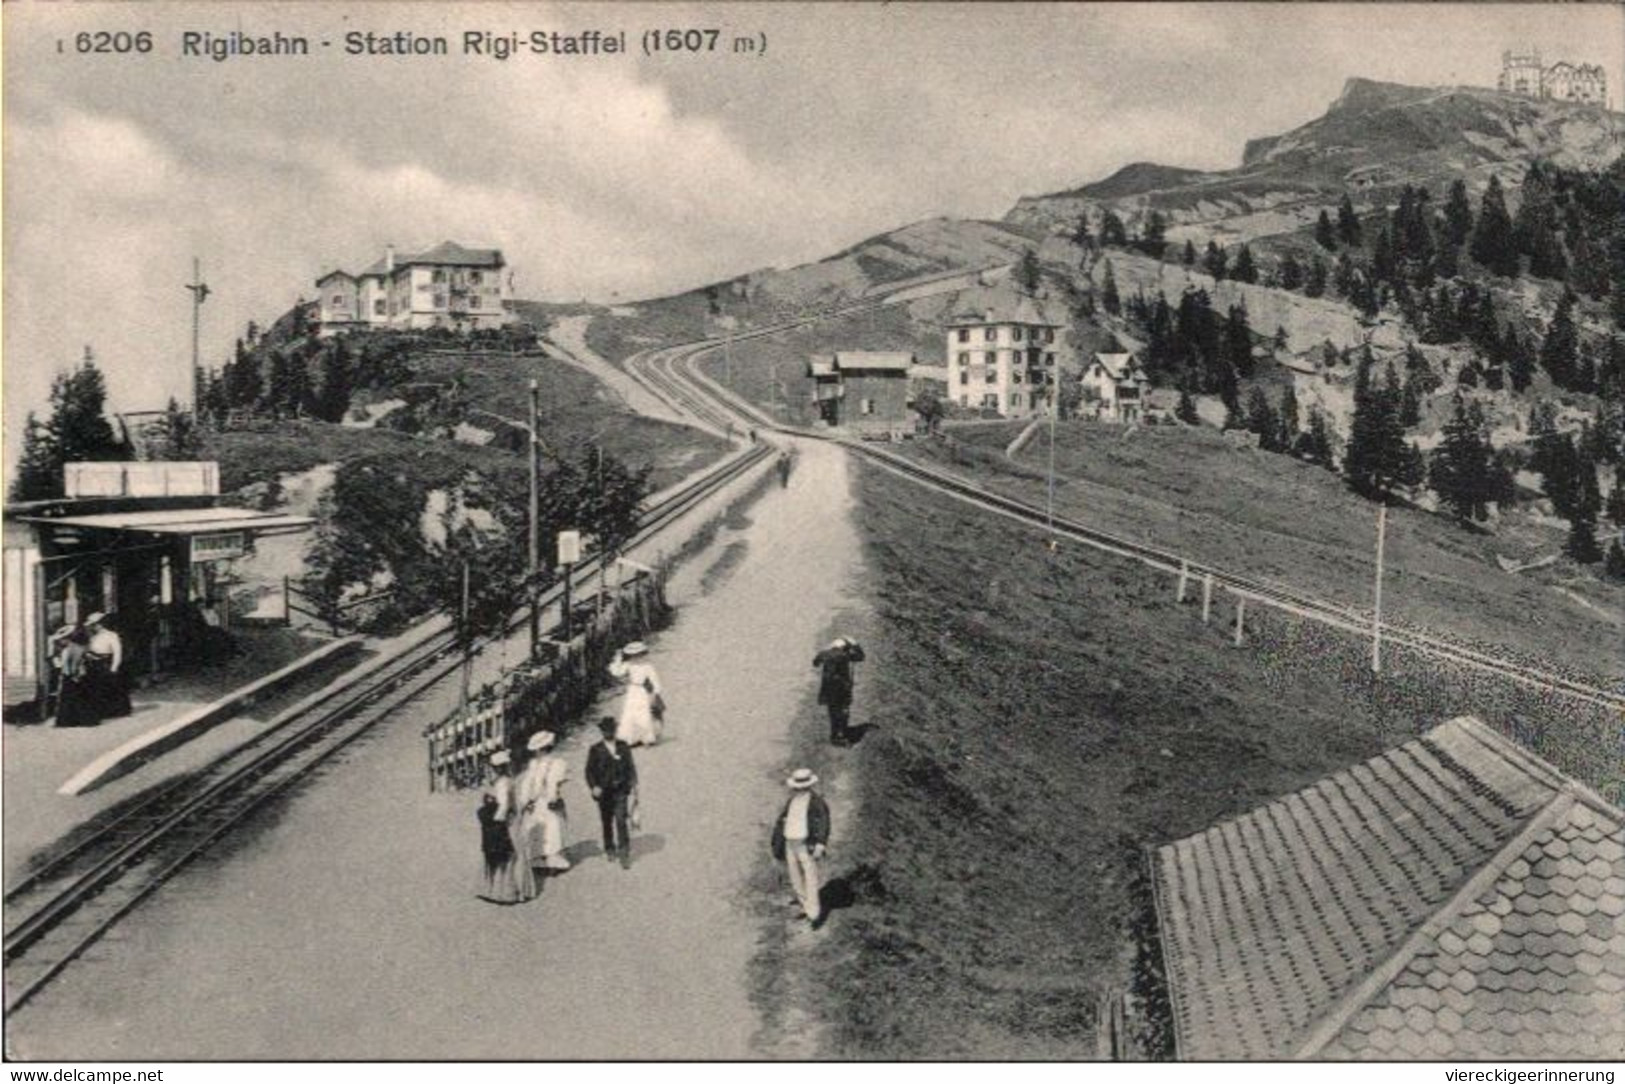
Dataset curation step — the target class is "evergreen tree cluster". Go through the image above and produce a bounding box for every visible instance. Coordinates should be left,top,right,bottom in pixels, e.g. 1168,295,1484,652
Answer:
1428,395,1515,524
1123,287,1255,413
1342,348,1425,502
200,326,417,424
10,353,132,501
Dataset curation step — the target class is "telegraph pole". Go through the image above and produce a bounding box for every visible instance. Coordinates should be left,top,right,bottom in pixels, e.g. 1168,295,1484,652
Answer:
527,379,541,658
185,258,210,414
1371,502,1388,674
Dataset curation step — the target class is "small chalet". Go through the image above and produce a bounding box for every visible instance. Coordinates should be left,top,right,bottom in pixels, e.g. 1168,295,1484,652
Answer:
807,351,915,434
1080,352,1150,423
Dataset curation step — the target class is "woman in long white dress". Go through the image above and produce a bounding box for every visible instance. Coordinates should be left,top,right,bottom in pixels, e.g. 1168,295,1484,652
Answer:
517,730,572,872
608,641,664,747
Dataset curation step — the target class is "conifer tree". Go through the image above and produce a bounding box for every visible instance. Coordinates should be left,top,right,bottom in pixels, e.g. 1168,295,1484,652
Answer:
1337,194,1363,247
1182,239,1197,267
1230,245,1258,284
1605,460,1625,527
1139,211,1168,259
1101,259,1121,316
1279,253,1304,291
1443,179,1474,248
1277,381,1301,451
1605,538,1625,581
1299,407,1337,469
1203,242,1228,281
10,412,59,501
1176,382,1200,425
1244,386,1278,450
1304,255,1328,298
1099,210,1129,248
1507,329,1536,393
1223,302,1254,379
1540,290,1580,388
1315,210,1337,251
1430,395,1495,523
1470,174,1520,277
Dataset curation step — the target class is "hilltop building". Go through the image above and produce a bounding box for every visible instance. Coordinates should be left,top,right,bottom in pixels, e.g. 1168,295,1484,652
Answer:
315,241,510,336
1498,50,1608,106
1080,352,1150,423
945,293,1066,417
807,352,914,434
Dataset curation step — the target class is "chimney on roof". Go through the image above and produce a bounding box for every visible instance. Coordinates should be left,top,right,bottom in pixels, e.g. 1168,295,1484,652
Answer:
385,244,396,273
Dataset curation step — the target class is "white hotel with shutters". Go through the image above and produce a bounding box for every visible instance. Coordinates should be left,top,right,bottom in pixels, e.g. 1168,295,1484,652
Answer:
314,241,511,336
944,294,1067,417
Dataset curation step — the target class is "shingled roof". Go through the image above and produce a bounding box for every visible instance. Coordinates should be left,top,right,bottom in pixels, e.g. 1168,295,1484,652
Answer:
1150,717,1625,1060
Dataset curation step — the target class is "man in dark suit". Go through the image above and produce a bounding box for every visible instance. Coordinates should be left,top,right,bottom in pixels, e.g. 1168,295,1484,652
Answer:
812,637,865,745
585,716,639,869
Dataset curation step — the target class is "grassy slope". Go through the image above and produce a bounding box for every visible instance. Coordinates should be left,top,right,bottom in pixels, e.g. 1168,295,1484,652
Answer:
905,421,1625,685
806,460,1621,1059
205,347,727,498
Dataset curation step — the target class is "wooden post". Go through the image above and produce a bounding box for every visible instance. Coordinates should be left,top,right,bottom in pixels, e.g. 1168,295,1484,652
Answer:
1234,596,1246,646
1371,502,1387,675
1176,559,1189,603
1201,575,1213,623
528,379,541,659
459,560,471,712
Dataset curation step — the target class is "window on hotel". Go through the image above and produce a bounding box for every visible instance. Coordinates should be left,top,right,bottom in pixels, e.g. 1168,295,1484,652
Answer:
1045,353,1055,366
959,370,969,385
958,352,970,365
1011,393,1023,409
985,351,997,365
433,269,447,284
1013,327,1024,341
958,329,970,343
985,367,996,383
1012,371,1023,384
862,398,875,416
470,272,483,285
984,328,996,342
983,394,999,409
375,300,386,316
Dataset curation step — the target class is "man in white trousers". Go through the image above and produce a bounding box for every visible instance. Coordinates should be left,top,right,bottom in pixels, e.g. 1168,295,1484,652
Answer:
770,768,831,926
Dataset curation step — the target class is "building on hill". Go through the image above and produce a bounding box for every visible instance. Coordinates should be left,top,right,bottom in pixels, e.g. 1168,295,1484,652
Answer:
1079,352,1150,423
316,241,510,336
1498,50,1609,107
944,294,1066,417
807,351,914,434
1150,716,1624,1061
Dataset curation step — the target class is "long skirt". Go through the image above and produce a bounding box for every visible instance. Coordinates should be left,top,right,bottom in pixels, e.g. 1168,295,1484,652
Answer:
526,804,571,871
54,676,100,727
478,820,538,904
85,659,132,719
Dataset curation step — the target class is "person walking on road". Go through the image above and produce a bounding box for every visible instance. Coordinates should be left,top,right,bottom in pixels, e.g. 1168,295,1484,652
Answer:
770,768,831,926
477,750,538,904
585,717,639,869
608,641,664,747
812,637,865,745
517,730,572,874
84,612,132,719
777,451,793,489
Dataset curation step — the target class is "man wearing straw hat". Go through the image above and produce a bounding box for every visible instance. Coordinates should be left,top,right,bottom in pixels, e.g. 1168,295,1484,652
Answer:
770,768,831,925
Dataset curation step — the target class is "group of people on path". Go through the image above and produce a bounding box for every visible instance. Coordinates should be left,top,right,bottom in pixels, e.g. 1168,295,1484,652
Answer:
48,612,132,728
477,641,662,904
474,610,868,931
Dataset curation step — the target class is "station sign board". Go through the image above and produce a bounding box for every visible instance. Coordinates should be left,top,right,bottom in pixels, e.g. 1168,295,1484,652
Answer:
191,531,246,563
557,530,582,565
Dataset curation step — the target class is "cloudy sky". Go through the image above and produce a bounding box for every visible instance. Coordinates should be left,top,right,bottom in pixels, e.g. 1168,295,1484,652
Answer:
4,2,1622,455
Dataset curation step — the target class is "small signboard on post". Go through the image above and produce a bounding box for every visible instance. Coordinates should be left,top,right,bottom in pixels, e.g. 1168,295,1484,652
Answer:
191,531,246,563
557,530,582,566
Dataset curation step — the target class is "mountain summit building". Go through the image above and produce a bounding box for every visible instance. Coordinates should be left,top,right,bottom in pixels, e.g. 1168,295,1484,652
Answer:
315,242,510,336
1498,50,1608,106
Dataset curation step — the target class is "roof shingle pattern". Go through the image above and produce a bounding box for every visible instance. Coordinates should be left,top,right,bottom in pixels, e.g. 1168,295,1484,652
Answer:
1152,717,1624,1060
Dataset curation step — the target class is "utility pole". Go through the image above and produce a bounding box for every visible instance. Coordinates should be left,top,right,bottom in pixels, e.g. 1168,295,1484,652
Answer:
184,258,210,414
527,379,540,658
1045,394,1058,552
459,560,472,711
1371,502,1388,674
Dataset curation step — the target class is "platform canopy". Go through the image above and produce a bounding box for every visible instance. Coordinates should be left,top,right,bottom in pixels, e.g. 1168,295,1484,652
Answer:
21,506,313,538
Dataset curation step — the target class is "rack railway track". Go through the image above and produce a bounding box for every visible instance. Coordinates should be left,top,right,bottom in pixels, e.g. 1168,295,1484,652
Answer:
630,289,1625,717
2,442,771,1012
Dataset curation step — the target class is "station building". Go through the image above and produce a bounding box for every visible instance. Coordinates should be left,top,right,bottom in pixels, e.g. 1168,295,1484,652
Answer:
807,351,915,435
3,462,313,714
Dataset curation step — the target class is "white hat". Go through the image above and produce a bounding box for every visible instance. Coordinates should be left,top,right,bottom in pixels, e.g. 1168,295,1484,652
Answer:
489,750,511,767
51,625,76,640
622,641,648,657
526,730,557,752
828,637,848,650
85,612,106,625
786,768,819,790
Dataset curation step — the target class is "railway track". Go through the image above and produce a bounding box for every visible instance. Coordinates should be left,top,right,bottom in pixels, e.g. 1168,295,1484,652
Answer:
2,442,771,1013
635,296,1625,716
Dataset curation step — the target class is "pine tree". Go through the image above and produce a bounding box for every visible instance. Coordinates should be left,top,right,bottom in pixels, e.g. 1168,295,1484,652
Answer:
1101,259,1121,316
1443,179,1474,248
1299,408,1335,468
1017,248,1043,294
1604,538,1625,581
1203,242,1228,281
1139,211,1168,259
1540,290,1580,388
1430,395,1494,522
1100,210,1129,248
1223,302,1254,379
312,340,355,423
10,412,59,501
156,397,203,460
1304,256,1328,298
1245,386,1279,450
53,355,128,465
1605,461,1625,527
1181,239,1197,267
1507,330,1536,393
1565,509,1602,563
1400,362,1428,427
1279,253,1304,291
1176,383,1200,425
1230,245,1258,284
1470,174,1520,277
1315,209,1338,251
1337,194,1363,247
1071,214,1093,251
1277,381,1301,451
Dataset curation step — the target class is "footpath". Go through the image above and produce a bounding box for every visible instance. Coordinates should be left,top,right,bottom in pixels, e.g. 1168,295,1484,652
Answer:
10,439,865,1060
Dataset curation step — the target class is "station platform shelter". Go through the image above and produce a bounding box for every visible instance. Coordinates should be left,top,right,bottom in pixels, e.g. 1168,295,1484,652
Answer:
4,461,313,716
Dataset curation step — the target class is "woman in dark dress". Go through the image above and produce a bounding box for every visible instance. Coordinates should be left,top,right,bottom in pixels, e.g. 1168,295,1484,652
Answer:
51,626,100,728
84,612,132,719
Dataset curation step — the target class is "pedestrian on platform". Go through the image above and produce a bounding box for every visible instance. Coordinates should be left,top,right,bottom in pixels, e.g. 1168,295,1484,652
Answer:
50,625,99,728
518,730,571,874
812,636,865,745
585,717,639,869
777,451,792,488
608,641,664,747
83,613,132,719
770,768,831,926
476,749,537,905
